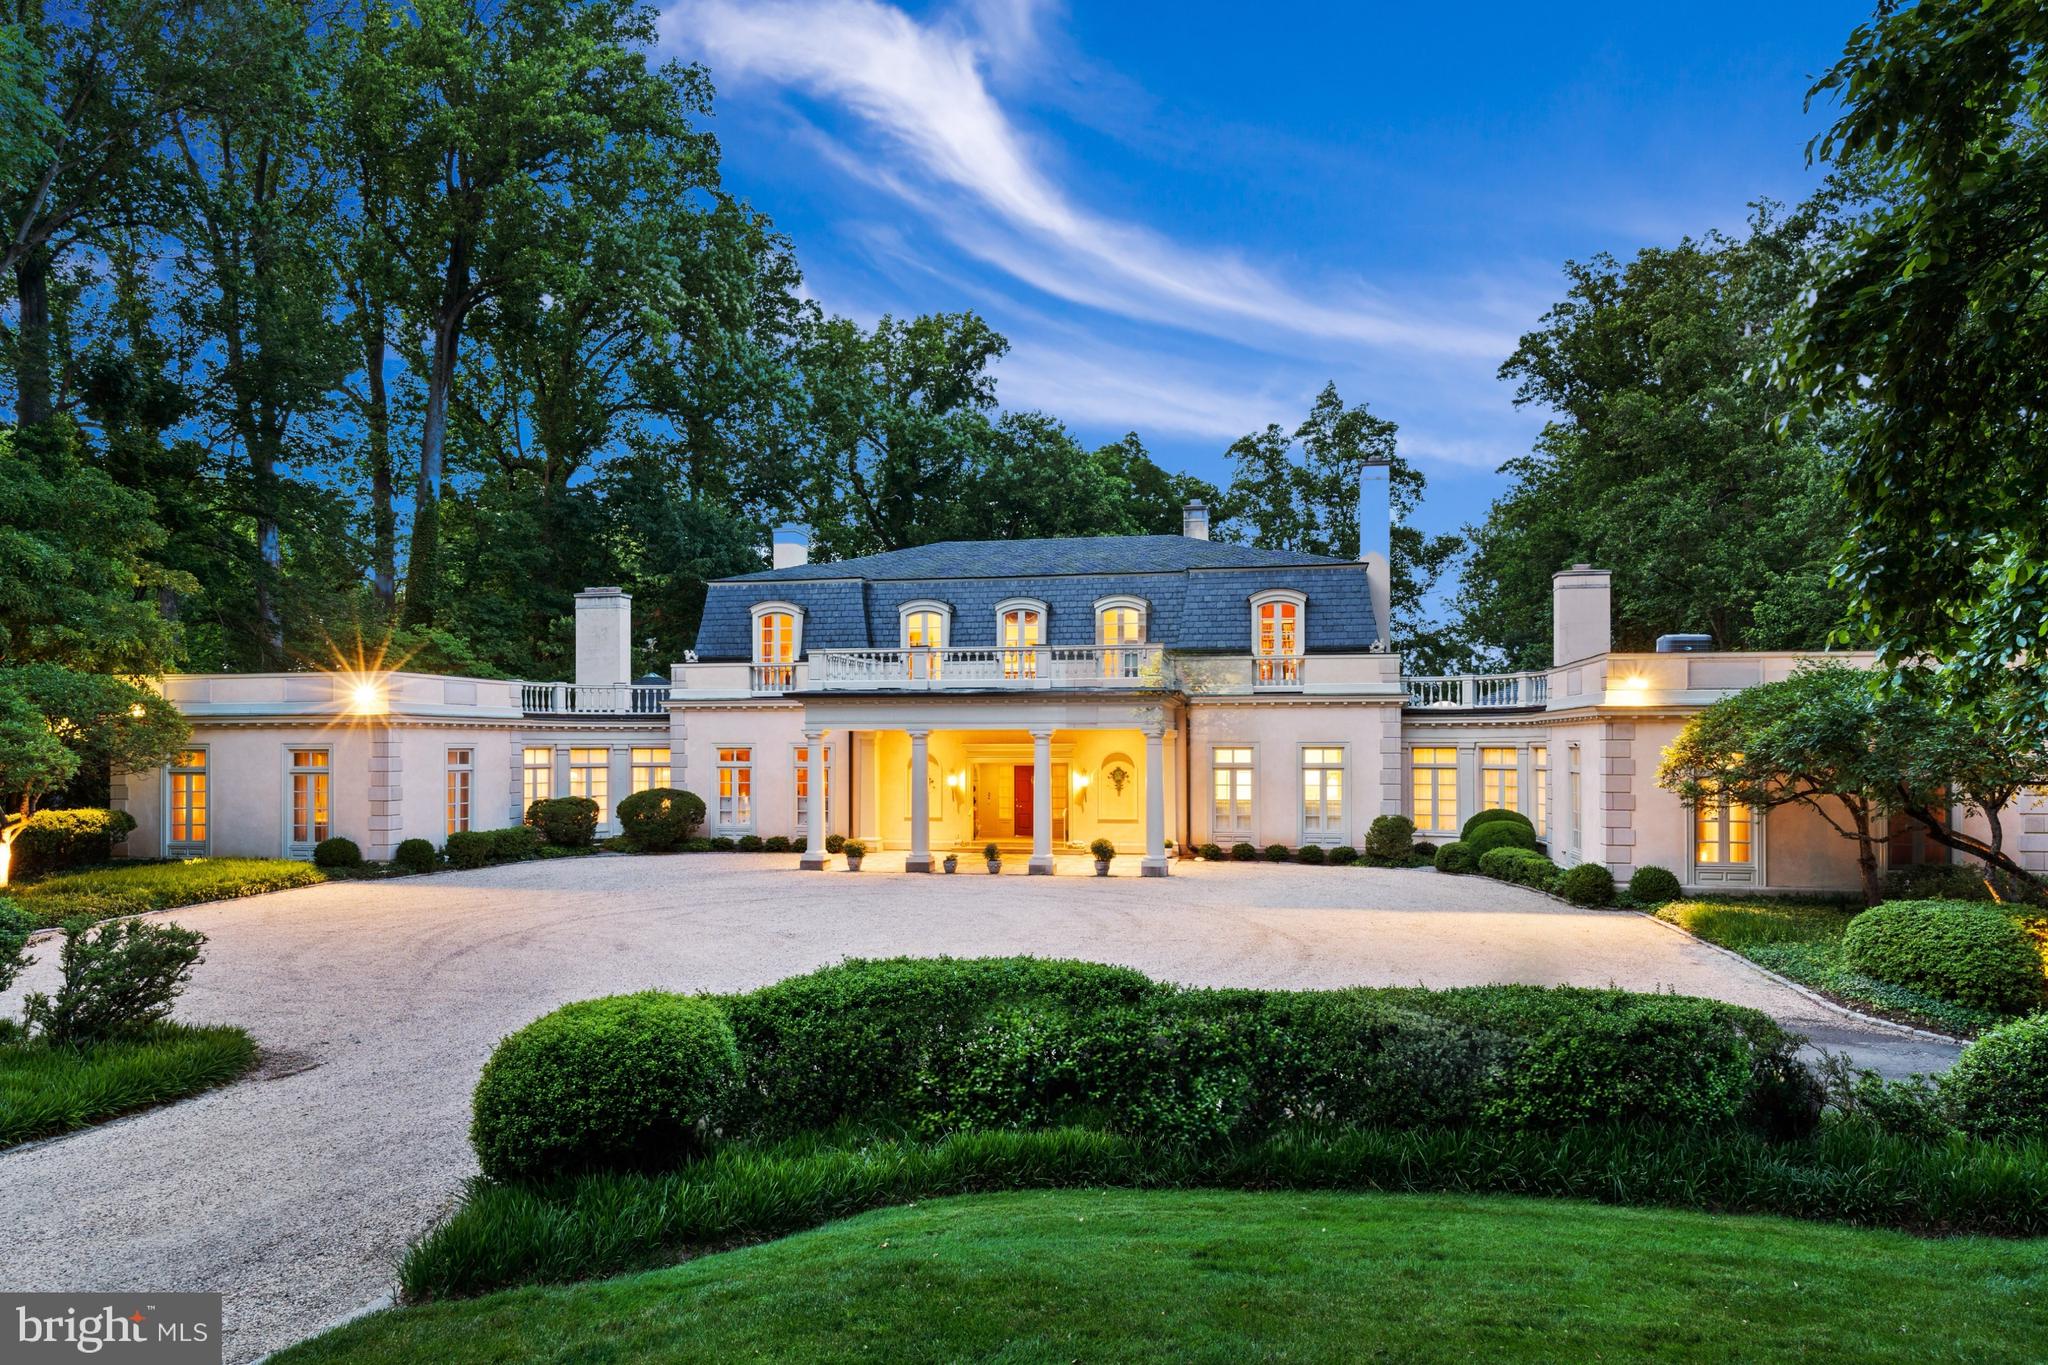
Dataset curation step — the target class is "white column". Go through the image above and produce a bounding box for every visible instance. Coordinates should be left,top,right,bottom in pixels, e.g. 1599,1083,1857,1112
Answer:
906,729,932,872
1028,728,1054,874
1142,723,1169,877
800,726,828,869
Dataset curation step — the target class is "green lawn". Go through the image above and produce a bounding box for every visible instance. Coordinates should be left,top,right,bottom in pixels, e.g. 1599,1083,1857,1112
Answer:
1655,898,2011,1035
10,858,327,927
280,1189,2048,1364
0,1024,256,1147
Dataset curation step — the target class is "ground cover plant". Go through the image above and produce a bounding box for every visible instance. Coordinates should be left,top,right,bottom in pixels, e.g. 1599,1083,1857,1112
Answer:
10,860,327,928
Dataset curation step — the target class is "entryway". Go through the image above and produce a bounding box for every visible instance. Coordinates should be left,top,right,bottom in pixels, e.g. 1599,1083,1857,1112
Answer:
972,760,1069,842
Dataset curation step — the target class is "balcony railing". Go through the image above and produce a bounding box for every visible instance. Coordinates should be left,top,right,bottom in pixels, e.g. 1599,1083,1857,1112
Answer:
1250,656,1305,691
807,644,1167,691
1403,671,1549,709
520,682,671,715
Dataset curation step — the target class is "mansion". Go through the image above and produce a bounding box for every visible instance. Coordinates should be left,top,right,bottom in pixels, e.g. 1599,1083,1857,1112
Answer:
113,465,2042,891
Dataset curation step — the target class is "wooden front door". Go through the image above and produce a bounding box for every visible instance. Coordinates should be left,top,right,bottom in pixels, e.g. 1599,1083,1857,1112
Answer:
1013,764,1034,837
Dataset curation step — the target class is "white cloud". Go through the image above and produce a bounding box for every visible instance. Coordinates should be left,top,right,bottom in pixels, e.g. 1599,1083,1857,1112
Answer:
661,0,1515,359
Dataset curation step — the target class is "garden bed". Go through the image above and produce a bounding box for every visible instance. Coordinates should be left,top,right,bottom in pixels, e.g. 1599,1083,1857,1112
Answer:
0,1023,256,1148
10,859,329,929
284,1188,2048,1364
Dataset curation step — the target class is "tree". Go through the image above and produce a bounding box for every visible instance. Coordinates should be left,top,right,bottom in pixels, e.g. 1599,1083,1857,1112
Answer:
1887,681,2048,901
1214,383,1461,668
1657,664,1909,905
1789,3,2048,735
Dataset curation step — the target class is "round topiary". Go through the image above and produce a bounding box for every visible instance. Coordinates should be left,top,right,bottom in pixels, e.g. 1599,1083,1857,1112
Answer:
1557,862,1616,907
1941,1014,2048,1142
1327,844,1359,865
1461,808,1534,840
1198,843,1225,861
1412,840,1438,858
526,796,600,848
825,834,846,854
313,836,363,869
1296,844,1326,865
1229,842,1258,862
471,992,743,1182
392,838,437,874
616,788,705,852
1434,841,1476,874
1841,900,2044,1014
1263,843,1292,863
1629,865,1683,905
1465,820,1539,856
1364,814,1416,861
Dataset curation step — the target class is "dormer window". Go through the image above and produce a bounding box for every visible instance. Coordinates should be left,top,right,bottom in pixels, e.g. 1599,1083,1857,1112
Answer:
995,598,1045,679
899,600,951,680
1095,596,1147,678
750,602,803,692
1251,590,1305,686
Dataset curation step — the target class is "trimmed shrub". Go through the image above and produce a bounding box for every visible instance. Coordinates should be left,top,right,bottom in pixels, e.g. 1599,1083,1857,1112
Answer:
1327,845,1359,866
471,993,743,1182
1364,814,1416,862
1841,900,2043,1014
1198,843,1225,862
8,808,138,880
1478,847,1558,891
682,838,713,853
1466,820,1538,856
710,837,737,852
1295,844,1326,865
763,836,791,853
1089,838,1117,862
1262,844,1292,863
1880,863,1997,903
1229,843,1258,862
444,831,494,870
0,898,34,995
737,835,765,853
1433,841,1476,874
392,838,437,874
791,837,807,854
22,918,207,1045
616,788,705,852
1557,862,1616,907
1411,840,1437,857
490,826,541,861
1484,995,1755,1129
1629,866,1683,905
526,797,600,848
312,836,363,869
1941,1015,2048,1142
825,834,846,854
1461,808,1534,840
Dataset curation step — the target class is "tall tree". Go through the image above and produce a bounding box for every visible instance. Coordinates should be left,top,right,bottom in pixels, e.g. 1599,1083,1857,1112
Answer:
1461,204,1852,669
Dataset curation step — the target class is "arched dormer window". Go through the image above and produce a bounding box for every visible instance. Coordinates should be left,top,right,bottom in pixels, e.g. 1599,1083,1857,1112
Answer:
994,597,1046,679
898,599,952,681
1250,589,1305,686
1095,595,1147,679
750,602,804,692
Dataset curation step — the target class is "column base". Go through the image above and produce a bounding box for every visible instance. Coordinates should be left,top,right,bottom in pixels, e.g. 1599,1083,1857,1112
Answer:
1140,857,1170,877
1027,856,1055,875
905,855,933,873
799,854,828,870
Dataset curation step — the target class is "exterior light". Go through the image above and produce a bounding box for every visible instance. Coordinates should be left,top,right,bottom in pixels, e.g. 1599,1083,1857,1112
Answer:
349,679,388,715
128,703,147,719
1616,674,1651,701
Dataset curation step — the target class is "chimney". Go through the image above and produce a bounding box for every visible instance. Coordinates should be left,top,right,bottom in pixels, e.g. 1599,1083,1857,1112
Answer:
772,523,810,570
1181,501,1210,540
1552,564,1612,666
1359,458,1392,649
574,587,633,689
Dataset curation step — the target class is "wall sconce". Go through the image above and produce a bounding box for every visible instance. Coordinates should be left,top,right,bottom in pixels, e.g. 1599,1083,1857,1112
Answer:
346,675,389,716
1072,770,1091,810
1614,673,1651,704
946,769,966,810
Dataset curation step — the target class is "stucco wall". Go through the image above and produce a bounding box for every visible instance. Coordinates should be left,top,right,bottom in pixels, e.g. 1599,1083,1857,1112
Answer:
1187,700,1403,850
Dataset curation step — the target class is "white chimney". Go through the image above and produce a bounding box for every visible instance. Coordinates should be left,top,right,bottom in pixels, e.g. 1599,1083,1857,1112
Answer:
574,587,633,689
1182,501,1210,540
1359,458,1392,649
1552,564,1613,666
772,523,810,570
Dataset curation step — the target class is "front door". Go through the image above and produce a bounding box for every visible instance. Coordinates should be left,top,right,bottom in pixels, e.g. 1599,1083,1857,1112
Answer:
1013,764,1034,838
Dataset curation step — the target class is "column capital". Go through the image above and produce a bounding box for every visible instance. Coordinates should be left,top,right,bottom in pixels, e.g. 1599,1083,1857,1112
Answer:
1028,727,1054,742
905,727,931,741
801,726,826,742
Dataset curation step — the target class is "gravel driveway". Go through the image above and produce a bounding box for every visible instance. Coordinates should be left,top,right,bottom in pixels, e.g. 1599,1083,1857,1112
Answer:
0,854,1961,1362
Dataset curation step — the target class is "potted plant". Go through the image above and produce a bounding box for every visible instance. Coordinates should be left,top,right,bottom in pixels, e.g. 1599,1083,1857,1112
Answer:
942,851,959,874
983,841,1002,874
843,839,867,872
1090,837,1116,876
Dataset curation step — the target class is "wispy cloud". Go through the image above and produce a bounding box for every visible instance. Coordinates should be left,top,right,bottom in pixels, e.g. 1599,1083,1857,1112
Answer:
661,0,1514,359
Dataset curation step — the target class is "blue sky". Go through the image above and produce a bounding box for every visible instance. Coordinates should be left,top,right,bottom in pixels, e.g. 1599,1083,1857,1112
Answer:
658,0,1870,544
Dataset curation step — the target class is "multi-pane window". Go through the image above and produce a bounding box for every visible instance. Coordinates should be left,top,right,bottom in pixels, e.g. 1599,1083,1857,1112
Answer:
717,746,753,829
793,745,832,831
1695,784,1754,866
756,611,796,688
1480,747,1519,813
1255,599,1300,685
570,747,611,824
1411,747,1458,834
903,609,945,680
1568,746,1582,850
631,746,672,793
167,749,208,851
1098,604,1144,678
1212,747,1254,837
1532,746,1549,839
523,746,554,807
1300,747,1345,841
289,749,331,849
1001,608,1042,679
446,748,473,834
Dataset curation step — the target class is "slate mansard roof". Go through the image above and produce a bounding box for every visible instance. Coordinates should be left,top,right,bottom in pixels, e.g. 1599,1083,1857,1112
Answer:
692,535,1379,661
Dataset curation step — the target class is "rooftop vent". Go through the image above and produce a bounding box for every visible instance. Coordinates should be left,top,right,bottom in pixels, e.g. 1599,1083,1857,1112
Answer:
1655,633,1715,653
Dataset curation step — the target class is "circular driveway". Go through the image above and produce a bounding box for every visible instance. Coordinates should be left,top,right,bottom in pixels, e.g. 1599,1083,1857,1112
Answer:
0,854,1959,1362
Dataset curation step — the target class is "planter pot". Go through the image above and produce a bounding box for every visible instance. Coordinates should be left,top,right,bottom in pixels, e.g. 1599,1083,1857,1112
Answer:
846,856,864,872
942,856,958,874
1094,859,1111,876
986,860,1002,874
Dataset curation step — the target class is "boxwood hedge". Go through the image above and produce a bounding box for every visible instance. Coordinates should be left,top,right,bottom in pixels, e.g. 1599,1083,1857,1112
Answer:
1841,900,2043,1015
